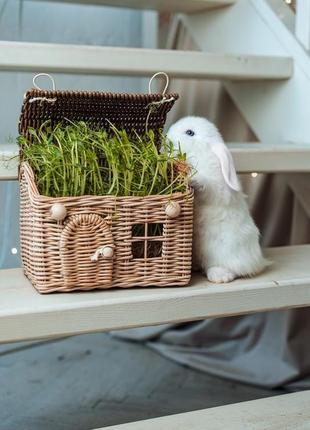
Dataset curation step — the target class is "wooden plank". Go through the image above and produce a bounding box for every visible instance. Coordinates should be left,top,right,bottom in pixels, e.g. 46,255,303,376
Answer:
229,142,310,173
29,0,237,13
2,143,310,181
99,391,310,430
1,245,310,344
0,42,293,79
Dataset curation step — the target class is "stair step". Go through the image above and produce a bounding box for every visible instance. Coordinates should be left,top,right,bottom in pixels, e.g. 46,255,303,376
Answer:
2,143,310,181
99,391,310,430
0,41,292,79
1,245,310,343
229,143,310,172
32,0,237,13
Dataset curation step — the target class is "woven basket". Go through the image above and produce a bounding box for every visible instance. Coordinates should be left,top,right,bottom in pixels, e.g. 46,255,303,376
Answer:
19,86,194,293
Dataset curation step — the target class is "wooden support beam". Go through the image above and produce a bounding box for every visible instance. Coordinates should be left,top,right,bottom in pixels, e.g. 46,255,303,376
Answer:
229,142,310,173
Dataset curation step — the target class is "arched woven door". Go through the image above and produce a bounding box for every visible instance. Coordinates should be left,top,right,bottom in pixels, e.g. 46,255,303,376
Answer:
60,213,114,291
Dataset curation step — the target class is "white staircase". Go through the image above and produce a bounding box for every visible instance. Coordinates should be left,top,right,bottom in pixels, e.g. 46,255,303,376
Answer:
1,0,310,428
1,244,310,344
182,0,310,147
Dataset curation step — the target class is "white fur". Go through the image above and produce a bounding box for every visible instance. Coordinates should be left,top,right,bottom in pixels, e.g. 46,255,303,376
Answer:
167,116,269,283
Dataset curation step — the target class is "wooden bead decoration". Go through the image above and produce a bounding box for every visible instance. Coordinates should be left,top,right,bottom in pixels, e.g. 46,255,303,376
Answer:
50,203,67,221
165,201,181,218
102,246,114,259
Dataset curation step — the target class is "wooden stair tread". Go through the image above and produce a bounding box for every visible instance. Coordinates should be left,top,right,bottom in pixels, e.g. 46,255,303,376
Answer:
31,0,237,13
0,144,19,181
1,245,310,343
229,142,310,172
0,42,292,79
2,143,310,181
99,391,310,430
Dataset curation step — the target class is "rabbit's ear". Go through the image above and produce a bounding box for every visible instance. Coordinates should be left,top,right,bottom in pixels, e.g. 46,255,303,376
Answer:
210,143,241,191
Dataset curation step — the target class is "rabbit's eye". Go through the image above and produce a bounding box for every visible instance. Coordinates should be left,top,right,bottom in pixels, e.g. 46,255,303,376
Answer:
185,129,195,137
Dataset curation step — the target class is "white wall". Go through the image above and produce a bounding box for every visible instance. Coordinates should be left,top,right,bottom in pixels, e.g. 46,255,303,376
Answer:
0,0,147,268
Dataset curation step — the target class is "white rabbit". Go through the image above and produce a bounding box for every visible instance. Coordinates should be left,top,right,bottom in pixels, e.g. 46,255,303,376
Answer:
167,116,269,283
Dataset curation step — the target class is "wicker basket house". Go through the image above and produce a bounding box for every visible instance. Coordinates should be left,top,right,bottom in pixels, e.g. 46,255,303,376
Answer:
19,87,194,294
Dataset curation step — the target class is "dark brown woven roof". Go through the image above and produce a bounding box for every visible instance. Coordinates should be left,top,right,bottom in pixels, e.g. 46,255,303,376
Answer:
19,89,179,140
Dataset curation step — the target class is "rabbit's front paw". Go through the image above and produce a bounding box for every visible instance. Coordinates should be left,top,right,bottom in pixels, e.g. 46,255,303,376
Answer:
207,266,236,283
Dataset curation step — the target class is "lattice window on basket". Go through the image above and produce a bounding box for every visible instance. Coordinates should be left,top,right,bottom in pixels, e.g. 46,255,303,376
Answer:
131,223,163,259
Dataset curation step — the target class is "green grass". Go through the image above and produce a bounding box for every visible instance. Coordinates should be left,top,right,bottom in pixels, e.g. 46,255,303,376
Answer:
18,121,190,198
